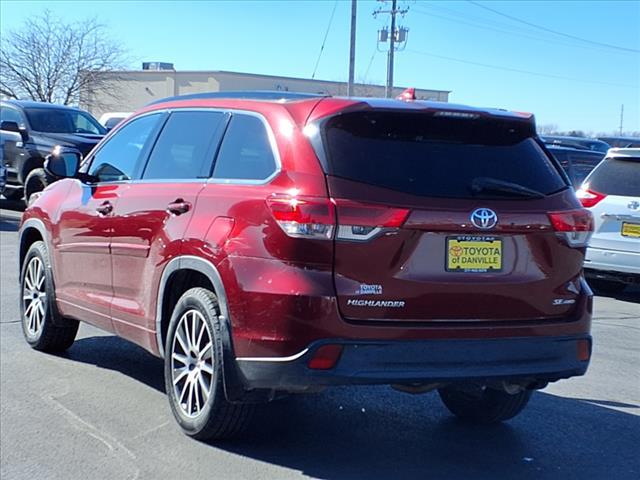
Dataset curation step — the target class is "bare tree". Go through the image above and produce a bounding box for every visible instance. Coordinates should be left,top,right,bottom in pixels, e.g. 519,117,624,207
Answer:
0,10,128,109
537,124,559,134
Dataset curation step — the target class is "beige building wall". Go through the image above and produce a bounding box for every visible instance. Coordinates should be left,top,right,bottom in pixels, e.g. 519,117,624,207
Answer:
81,70,450,119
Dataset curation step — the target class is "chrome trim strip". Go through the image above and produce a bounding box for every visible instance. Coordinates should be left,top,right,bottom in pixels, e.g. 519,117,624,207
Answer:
236,348,310,363
601,213,640,221
87,107,282,186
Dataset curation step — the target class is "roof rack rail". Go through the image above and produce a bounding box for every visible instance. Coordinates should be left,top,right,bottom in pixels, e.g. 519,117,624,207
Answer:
148,90,330,106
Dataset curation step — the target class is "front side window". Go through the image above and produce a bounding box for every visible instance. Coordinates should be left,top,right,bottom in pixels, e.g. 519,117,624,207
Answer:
212,114,277,181
24,108,106,135
88,114,162,182
142,111,226,180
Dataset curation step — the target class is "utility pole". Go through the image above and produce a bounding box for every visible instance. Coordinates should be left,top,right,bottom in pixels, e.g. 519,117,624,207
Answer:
619,104,624,135
387,0,397,98
374,1,409,98
347,0,357,96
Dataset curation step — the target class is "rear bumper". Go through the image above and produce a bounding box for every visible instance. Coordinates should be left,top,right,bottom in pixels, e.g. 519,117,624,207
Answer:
235,335,591,392
585,246,640,276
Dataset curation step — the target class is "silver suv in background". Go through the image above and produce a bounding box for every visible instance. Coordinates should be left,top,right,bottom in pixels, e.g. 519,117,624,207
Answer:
577,148,640,293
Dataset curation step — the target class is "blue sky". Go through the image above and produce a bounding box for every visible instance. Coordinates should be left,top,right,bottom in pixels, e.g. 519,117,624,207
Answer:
1,0,639,133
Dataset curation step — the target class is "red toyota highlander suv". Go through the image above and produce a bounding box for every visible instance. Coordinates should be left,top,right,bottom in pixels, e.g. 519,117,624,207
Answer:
19,91,594,440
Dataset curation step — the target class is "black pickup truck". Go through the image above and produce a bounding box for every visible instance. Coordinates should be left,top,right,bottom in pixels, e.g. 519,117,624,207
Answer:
0,100,105,202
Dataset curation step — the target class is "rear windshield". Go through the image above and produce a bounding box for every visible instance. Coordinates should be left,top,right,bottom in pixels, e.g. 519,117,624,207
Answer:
322,112,566,198
586,158,640,196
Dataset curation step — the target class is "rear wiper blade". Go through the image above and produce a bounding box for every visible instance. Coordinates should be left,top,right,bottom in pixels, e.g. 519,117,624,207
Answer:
470,177,545,199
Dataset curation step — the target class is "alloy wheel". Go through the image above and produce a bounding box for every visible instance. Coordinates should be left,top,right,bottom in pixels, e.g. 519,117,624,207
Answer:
22,257,47,337
171,309,214,418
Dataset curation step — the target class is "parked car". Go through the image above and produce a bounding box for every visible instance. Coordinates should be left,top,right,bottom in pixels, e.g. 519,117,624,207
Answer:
98,111,133,131
577,148,640,293
541,135,610,153
545,145,605,188
0,142,6,196
0,100,105,202
597,136,640,148
19,91,593,440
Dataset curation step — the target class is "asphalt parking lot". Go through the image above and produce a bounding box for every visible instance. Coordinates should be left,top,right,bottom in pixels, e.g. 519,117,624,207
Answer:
1,203,638,480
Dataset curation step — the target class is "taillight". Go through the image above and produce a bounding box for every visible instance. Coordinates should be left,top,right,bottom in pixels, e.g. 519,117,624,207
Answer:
334,199,410,241
266,194,335,239
575,187,606,208
267,194,410,241
548,209,594,247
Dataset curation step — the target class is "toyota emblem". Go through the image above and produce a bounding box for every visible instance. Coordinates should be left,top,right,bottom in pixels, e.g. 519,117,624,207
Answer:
470,208,498,229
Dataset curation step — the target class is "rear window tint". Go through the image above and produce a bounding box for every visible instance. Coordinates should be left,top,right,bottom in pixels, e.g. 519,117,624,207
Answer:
322,112,566,198
586,158,640,196
548,149,603,187
212,114,277,181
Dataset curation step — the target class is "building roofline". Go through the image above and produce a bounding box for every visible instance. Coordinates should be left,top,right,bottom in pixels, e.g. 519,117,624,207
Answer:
89,69,452,94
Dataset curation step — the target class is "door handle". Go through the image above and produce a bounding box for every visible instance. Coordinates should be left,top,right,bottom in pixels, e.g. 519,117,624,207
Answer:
96,201,113,216
167,199,192,216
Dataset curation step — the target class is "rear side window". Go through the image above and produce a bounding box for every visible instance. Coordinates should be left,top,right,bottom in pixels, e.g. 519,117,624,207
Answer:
143,111,226,180
212,114,277,181
586,158,640,196
322,112,566,198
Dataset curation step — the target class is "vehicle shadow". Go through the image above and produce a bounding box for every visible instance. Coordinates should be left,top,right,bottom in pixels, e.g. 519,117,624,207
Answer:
0,198,26,212
64,335,165,393
64,334,640,480
215,389,640,480
0,214,20,232
596,286,640,304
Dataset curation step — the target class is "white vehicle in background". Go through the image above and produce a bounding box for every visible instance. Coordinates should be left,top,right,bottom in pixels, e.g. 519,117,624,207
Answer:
577,148,640,294
98,112,132,131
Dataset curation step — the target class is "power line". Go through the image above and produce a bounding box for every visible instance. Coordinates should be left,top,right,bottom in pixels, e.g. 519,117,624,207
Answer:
468,1,640,54
363,47,378,82
405,48,638,89
412,7,619,54
311,0,339,79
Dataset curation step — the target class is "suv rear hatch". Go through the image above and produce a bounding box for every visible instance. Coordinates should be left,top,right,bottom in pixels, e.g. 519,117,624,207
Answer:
578,152,640,251
315,108,589,323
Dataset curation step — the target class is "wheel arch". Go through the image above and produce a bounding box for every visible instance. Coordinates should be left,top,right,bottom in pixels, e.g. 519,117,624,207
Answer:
156,256,232,358
156,256,254,402
19,155,44,184
18,218,49,272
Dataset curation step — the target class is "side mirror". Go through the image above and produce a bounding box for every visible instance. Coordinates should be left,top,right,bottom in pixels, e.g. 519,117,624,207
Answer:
45,148,81,178
0,120,28,142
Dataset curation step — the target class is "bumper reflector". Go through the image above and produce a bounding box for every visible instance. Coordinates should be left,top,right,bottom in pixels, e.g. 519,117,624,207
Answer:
308,345,344,370
577,339,591,361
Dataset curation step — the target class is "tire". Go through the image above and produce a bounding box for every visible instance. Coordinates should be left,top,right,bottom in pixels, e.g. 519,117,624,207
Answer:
588,279,627,295
20,241,79,352
164,287,254,440
24,168,51,204
438,386,532,423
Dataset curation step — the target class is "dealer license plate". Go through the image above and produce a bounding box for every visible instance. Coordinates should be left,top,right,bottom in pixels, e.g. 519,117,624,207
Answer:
621,222,640,238
446,236,503,273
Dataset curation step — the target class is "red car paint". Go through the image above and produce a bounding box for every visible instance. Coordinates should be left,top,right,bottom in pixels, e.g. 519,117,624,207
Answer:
20,94,592,368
